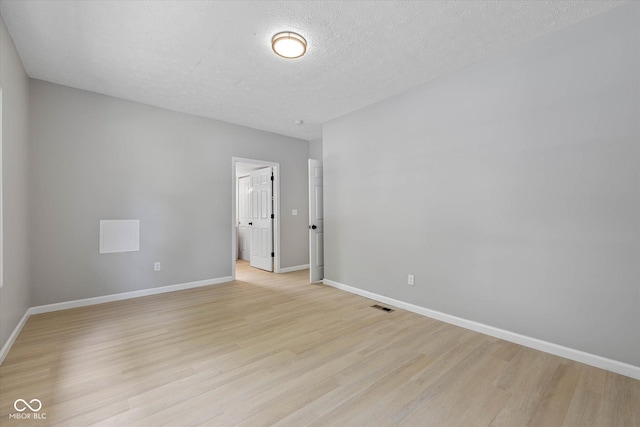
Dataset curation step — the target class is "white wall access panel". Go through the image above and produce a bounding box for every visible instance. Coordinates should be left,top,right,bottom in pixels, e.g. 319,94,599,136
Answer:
99,220,140,254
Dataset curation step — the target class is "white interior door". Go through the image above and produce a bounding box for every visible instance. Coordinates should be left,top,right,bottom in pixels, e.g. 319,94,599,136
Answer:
309,159,324,282
237,176,251,261
250,167,273,271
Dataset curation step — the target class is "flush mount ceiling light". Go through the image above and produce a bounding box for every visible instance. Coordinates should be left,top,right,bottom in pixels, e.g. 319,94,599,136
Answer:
272,31,307,59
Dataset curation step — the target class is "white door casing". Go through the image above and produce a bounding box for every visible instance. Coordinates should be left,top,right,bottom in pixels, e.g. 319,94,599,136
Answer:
250,167,274,272
308,159,324,282
237,175,251,261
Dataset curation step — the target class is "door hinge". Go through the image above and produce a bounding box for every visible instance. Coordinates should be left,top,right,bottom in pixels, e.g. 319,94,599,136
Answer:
271,175,274,181
271,214,274,219
271,252,275,257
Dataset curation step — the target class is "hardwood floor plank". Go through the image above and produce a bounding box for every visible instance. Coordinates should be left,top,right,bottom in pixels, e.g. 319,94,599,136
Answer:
597,373,640,426
527,362,582,426
563,369,606,427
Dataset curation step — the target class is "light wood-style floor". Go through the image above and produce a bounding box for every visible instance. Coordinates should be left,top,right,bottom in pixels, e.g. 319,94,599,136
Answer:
1,261,638,426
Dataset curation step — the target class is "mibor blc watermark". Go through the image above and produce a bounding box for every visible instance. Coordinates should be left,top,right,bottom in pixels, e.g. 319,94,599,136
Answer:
9,399,46,420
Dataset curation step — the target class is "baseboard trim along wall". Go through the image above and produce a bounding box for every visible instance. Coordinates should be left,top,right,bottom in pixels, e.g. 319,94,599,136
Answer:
279,264,310,273
0,276,232,364
0,311,31,365
323,279,640,381
29,276,233,315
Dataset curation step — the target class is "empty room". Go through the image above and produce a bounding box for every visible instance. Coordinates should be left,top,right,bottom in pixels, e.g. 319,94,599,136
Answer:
0,1,638,426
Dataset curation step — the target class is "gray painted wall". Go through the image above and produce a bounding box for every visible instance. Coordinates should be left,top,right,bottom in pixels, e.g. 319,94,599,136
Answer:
0,16,30,350
309,138,323,161
30,80,309,306
323,4,639,366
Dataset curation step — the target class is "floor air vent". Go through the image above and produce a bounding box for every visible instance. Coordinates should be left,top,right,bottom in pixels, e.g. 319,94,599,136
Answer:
371,304,394,313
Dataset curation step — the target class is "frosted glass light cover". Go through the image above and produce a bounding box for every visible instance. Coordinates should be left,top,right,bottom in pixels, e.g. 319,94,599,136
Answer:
272,32,306,59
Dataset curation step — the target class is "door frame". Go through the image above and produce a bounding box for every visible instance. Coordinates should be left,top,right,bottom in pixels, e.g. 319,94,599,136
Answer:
231,157,281,279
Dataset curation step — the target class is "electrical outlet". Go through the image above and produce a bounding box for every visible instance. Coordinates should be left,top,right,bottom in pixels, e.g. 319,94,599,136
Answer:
408,274,414,286
154,262,161,271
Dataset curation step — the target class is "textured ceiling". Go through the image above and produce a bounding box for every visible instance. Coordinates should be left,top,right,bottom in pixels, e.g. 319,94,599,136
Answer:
0,0,627,141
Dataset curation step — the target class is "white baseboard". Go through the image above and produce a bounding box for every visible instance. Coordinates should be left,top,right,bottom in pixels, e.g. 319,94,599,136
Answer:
323,278,640,380
30,276,233,315
279,264,310,273
0,310,31,365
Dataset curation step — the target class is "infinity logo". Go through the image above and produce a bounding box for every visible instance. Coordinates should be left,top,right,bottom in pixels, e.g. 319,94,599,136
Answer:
14,399,42,412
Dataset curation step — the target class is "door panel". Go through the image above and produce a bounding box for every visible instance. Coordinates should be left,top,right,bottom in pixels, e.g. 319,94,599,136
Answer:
315,231,324,267
250,167,273,272
309,159,324,282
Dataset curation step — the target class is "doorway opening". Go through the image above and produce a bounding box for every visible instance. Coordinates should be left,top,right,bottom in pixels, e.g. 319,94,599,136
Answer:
231,157,281,280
